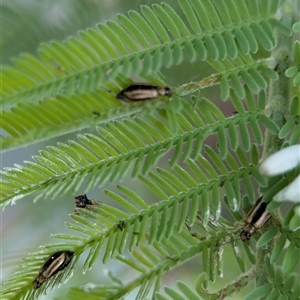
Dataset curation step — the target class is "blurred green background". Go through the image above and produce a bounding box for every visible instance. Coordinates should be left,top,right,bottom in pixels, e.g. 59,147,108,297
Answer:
1,0,251,299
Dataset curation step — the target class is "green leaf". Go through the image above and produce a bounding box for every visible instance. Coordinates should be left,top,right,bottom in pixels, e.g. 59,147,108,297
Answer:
165,286,186,300
257,227,279,247
264,288,280,300
259,114,280,134
245,283,273,300
177,281,201,299
282,242,298,275
179,0,202,35
239,119,251,151
282,273,298,292
270,232,287,263
279,119,295,138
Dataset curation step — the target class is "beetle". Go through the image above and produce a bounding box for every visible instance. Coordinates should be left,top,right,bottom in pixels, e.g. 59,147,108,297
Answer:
240,197,272,241
116,83,172,101
74,194,97,208
33,251,74,289
185,196,272,245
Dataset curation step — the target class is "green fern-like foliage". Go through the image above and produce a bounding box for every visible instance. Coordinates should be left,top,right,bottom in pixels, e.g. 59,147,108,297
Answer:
1,0,300,300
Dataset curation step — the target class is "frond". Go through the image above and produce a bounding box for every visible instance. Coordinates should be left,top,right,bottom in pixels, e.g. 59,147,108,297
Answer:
1,60,278,152
1,218,205,299
2,158,298,299
1,0,290,151
1,90,273,207
0,73,161,152
1,138,272,299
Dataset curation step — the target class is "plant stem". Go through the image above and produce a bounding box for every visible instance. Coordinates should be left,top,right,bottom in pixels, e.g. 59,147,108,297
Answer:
258,1,295,291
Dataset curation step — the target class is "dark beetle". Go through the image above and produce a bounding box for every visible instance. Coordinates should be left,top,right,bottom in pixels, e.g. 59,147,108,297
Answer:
116,83,172,101
33,251,74,289
240,197,272,241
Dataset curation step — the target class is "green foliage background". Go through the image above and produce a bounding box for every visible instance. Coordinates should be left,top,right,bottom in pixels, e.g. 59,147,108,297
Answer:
1,0,299,299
